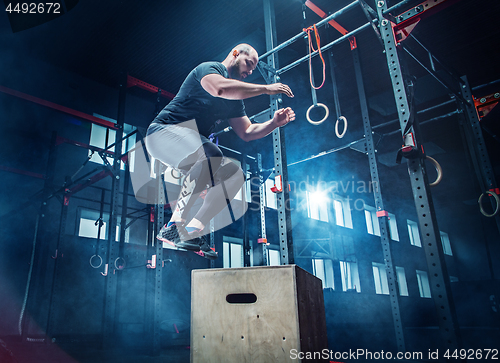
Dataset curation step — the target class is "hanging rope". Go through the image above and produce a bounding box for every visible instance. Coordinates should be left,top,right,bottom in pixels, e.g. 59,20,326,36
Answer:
304,24,329,125
304,24,326,90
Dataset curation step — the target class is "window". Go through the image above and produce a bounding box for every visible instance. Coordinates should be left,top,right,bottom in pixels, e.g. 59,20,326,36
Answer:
306,191,328,222
365,207,398,239
372,262,389,295
407,220,421,247
364,205,380,236
416,270,432,298
440,232,453,256
79,217,107,240
223,236,243,268
396,266,409,296
267,248,280,266
89,115,137,172
312,259,334,289
388,213,399,241
264,179,277,209
333,196,353,228
77,209,129,242
339,260,361,292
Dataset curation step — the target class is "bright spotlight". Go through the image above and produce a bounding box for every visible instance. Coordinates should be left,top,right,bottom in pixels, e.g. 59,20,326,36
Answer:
309,191,326,204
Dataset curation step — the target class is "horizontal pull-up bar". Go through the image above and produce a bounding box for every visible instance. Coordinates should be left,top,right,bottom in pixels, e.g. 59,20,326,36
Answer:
278,22,371,74
383,0,421,16
259,0,360,61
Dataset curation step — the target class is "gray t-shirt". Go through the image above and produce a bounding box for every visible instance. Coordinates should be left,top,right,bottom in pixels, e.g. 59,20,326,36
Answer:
154,61,246,136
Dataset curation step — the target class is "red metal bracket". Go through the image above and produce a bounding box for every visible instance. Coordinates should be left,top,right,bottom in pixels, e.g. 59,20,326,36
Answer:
257,238,269,245
474,92,500,120
150,206,155,223
376,210,389,218
270,175,283,193
147,255,157,269
127,75,176,100
305,0,357,50
63,193,71,206
390,0,460,45
101,264,109,276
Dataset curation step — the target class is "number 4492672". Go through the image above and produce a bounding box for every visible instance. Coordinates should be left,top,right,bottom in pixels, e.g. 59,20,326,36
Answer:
5,3,61,14
444,349,498,360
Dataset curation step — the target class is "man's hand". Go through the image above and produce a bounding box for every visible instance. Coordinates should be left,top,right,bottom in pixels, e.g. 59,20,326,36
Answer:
272,107,296,127
266,83,294,98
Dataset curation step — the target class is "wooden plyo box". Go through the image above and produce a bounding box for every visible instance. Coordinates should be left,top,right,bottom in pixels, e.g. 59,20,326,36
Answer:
190,265,328,363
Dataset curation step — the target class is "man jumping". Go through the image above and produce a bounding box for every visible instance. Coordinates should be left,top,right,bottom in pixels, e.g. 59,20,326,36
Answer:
145,43,295,259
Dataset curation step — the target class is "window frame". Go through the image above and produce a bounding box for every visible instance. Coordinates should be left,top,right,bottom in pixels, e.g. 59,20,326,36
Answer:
416,270,432,298
223,236,244,268
333,195,353,229
312,258,335,289
407,219,422,247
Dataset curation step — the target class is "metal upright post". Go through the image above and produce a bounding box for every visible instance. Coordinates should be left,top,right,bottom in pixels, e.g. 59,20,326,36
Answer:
103,72,126,347
210,219,215,268
263,0,294,265
459,76,500,234
377,2,461,351
242,155,251,267
351,46,406,352
151,162,165,355
257,153,268,266
145,205,155,341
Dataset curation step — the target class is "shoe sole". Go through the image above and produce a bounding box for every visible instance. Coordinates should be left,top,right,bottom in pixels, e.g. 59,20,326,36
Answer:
174,241,202,251
157,229,217,259
195,249,218,260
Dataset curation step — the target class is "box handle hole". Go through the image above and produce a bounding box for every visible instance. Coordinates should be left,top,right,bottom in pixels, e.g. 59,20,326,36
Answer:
226,293,257,304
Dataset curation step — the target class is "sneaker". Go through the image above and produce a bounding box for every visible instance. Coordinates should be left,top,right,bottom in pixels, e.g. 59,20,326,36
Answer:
195,236,218,260
174,227,203,251
156,223,181,246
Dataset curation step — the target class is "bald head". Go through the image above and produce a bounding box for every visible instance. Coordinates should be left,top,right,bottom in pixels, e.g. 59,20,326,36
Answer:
222,43,259,80
233,43,258,59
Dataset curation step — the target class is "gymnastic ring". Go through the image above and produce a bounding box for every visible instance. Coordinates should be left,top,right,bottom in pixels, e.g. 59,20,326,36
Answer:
335,116,348,138
478,191,500,217
89,254,103,269
306,103,329,125
425,156,443,187
115,257,126,270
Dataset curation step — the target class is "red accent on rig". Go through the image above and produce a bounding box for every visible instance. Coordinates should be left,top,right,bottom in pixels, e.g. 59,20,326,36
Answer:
376,210,389,218
305,0,357,50
474,92,500,120
127,75,176,100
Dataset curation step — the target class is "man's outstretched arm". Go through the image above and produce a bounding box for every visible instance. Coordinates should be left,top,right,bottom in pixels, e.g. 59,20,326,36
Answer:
228,107,296,142
201,74,294,100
